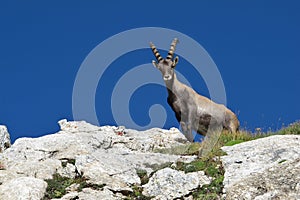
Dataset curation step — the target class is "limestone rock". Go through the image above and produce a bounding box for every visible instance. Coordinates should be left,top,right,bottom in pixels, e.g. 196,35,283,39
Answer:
0,119,196,199
57,162,77,179
226,159,300,200
221,135,300,199
0,125,11,152
0,177,47,200
78,188,121,200
142,167,211,199
123,127,188,152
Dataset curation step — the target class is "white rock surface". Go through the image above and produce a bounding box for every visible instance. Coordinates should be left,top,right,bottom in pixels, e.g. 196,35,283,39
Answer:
1,119,299,199
0,177,47,200
0,125,11,152
0,119,196,199
225,158,300,200
142,167,211,199
221,135,300,199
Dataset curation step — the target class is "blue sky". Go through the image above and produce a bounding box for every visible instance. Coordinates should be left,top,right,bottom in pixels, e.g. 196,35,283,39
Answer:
0,1,299,142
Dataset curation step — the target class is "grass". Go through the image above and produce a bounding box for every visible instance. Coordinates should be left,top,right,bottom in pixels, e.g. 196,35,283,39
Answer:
43,173,105,199
43,174,75,199
219,130,253,147
124,185,153,200
172,148,225,198
136,168,149,185
219,121,300,147
224,139,245,146
275,121,300,135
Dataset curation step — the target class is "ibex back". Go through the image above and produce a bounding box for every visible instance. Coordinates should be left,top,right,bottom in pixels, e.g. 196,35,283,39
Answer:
150,38,240,142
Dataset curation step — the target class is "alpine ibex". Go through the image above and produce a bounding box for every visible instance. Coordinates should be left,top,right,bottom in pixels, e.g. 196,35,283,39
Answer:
150,38,239,142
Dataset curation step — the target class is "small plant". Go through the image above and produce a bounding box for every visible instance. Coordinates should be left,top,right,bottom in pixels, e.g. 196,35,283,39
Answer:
170,156,225,198
276,121,300,135
136,168,149,185
124,184,152,200
218,130,253,147
224,139,245,146
43,174,73,199
153,142,201,155
43,173,105,199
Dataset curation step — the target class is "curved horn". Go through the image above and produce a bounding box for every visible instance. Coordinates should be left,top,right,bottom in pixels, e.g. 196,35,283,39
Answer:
166,38,179,60
150,42,163,62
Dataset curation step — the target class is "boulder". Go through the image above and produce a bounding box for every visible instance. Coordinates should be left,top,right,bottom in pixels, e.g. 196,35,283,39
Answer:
222,135,300,199
0,119,197,199
0,125,11,153
0,177,47,200
225,158,300,200
142,167,211,199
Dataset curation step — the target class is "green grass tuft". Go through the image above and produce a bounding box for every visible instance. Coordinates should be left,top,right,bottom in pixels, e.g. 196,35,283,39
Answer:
173,157,225,198
43,173,105,199
275,121,300,135
124,185,153,200
136,168,149,185
224,139,245,146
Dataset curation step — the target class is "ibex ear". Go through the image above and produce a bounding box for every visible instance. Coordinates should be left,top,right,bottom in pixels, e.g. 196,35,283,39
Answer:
172,56,179,67
152,60,158,68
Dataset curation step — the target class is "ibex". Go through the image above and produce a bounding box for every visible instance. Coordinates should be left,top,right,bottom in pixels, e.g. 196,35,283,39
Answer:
150,38,240,142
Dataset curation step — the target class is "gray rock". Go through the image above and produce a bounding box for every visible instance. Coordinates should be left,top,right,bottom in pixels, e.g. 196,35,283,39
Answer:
57,162,77,179
0,125,11,152
122,127,188,152
0,119,196,199
142,167,211,199
74,147,187,192
221,135,300,199
225,159,300,200
78,188,121,200
0,177,47,200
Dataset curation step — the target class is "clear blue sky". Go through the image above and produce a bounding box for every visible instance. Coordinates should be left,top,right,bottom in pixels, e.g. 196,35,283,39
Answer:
1,1,299,142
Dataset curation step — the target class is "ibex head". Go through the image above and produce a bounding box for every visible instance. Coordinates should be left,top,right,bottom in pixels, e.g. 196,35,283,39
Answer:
150,38,179,81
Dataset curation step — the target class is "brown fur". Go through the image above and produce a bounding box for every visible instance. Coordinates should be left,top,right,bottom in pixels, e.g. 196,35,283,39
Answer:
150,39,239,142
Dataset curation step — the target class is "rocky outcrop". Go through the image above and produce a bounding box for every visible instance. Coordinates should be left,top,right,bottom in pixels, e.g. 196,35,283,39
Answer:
222,135,300,200
0,125,11,153
0,119,204,199
1,120,299,199
143,167,211,199
225,158,300,200
0,177,47,200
